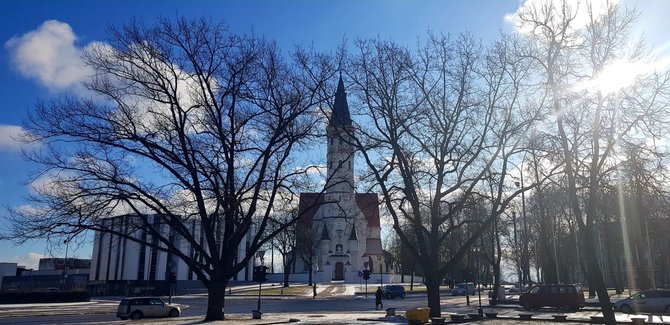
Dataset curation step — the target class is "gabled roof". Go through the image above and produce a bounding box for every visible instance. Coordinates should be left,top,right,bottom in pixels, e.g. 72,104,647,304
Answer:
297,192,380,229
364,238,384,255
355,193,380,228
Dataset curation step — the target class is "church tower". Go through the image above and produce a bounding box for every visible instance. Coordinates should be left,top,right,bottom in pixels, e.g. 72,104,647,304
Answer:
325,75,355,196
296,76,384,283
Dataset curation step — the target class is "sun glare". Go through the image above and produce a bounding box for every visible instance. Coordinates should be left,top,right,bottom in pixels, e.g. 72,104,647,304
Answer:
591,60,643,95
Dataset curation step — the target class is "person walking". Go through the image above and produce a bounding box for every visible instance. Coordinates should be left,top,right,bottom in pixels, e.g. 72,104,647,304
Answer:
375,286,383,310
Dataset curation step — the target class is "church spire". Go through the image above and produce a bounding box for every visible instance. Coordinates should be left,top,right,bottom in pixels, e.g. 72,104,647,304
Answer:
330,75,352,126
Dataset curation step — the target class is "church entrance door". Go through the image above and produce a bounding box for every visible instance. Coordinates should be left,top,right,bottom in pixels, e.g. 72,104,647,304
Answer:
334,262,344,280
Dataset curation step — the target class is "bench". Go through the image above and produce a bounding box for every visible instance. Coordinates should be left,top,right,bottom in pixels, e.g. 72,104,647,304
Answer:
449,314,466,323
590,316,605,324
519,313,533,320
485,312,498,319
430,317,446,324
468,313,482,320
552,314,568,321
630,317,646,325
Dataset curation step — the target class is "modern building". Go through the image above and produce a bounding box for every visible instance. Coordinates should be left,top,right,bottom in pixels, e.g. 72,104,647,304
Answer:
0,263,19,289
39,258,90,271
294,77,387,283
88,214,257,295
0,258,90,292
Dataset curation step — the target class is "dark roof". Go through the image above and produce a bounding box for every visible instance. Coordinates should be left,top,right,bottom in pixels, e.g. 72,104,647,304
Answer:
330,76,352,126
355,193,380,228
298,192,380,229
365,238,384,255
297,193,324,228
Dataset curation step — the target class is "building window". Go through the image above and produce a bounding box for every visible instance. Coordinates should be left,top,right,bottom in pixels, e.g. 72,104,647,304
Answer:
336,244,343,253
137,229,147,280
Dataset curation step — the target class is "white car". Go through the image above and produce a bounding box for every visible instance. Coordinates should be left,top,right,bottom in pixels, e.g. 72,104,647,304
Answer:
116,297,180,320
451,283,475,296
614,290,670,315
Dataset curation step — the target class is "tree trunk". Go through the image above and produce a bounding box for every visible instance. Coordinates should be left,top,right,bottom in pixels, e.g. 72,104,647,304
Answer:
204,277,227,321
307,263,313,286
491,218,502,305
283,263,290,288
603,224,623,294
581,227,615,324
425,271,442,318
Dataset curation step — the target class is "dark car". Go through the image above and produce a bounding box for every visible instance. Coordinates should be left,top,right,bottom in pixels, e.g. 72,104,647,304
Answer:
381,285,406,299
519,284,585,311
614,289,670,314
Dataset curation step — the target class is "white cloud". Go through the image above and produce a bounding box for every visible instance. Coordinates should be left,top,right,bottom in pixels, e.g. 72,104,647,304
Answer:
5,20,92,93
5,252,46,270
505,0,619,35
0,124,36,152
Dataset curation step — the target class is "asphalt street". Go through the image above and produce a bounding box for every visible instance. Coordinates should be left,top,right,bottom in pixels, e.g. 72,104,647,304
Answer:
1,284,669,324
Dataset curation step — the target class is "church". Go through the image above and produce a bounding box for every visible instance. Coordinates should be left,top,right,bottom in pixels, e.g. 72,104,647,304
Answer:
294,77,387,283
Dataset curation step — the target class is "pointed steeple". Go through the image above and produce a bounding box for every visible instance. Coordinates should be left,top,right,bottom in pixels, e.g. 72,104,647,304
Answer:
330,75,352,126
348,224,358,240
320,223,330,240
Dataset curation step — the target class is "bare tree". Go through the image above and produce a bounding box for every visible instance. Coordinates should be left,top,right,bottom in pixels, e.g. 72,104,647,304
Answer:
346,33,541,317
268,211,298,287
4,18,336,321
295,208,321,286
513,1,670,321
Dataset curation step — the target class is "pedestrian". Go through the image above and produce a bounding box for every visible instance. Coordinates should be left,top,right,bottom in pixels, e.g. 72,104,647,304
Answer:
375,286,383,310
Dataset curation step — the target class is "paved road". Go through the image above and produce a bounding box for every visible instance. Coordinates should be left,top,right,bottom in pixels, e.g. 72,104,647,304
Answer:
1,285,669,324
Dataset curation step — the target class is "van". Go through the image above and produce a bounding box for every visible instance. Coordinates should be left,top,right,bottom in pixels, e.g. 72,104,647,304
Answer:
519,284,585,311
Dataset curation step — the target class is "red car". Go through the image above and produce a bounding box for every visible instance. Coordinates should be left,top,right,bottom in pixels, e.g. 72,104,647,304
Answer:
519,284,585,311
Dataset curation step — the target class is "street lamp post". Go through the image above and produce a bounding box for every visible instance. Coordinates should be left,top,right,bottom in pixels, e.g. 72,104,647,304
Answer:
61,239,70,290
256,250,265,311
378,255,384,286
474,247,483,317
512,211,521,292
515,180,528,287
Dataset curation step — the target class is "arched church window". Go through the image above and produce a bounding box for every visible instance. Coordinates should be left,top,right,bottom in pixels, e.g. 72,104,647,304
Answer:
336,244,343,252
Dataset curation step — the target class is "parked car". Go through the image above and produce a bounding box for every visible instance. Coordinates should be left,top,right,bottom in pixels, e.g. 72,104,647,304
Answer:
613,289,670,314
508,285,529,294
519,284,585,311
451,282,475,296
116,297,180,320
381,285,406,299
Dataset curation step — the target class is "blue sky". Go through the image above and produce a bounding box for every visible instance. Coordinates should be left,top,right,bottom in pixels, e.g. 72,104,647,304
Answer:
0,0,669,270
